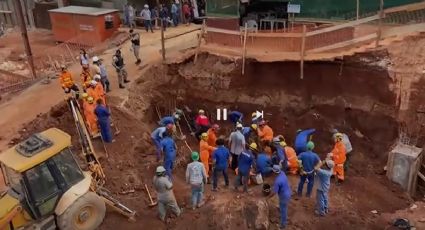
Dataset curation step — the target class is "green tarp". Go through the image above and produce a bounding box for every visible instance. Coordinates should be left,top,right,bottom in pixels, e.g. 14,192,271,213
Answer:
290,0,422,19
206,0,239,17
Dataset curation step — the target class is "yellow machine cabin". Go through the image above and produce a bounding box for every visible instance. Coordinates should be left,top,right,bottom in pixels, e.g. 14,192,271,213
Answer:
0,128,104,230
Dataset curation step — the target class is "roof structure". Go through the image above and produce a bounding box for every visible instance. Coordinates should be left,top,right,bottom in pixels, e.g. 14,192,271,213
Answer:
48,6,118,16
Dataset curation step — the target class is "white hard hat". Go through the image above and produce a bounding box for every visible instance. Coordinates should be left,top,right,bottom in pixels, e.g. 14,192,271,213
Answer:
94,74,101,80
144,4,149,8
90,80,97,86
325,159,335,169
92,56,99,62
236,123,243,128
156,166,166,173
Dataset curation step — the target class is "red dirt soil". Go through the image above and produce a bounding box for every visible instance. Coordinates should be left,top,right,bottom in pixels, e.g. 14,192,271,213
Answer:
11,53,413,230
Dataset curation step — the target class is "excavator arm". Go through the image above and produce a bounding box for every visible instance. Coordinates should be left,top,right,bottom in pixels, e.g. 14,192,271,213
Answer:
67,98,136,221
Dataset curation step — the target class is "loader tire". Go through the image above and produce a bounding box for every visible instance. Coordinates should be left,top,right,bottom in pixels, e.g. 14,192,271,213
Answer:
57,192,106,230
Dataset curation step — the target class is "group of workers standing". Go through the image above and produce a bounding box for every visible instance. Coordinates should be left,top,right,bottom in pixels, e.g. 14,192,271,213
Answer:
59,47,136,144
151,109,353,229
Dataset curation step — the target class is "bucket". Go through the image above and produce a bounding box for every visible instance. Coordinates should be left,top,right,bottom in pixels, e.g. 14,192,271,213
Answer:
262,184,271,196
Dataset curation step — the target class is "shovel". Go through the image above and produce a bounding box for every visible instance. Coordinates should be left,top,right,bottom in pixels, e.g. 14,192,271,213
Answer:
145,184,157,207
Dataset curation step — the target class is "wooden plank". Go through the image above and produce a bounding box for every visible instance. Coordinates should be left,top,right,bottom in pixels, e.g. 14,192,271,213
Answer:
242,23,248,75
206,27,303,38
418,171,425,182
164,27,201,40
306,14,380,36
6,0,16,25
194,20,206,63
384,1,425,14
300,25,307,79
307,33,377,53
0,10,12,14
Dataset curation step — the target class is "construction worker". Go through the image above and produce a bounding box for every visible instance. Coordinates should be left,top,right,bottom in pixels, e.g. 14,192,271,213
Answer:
280,141,299,175
59,65,80,97
328,133,347,184
314,159,334,216
331,129,353,171
186,151,207,210
92,56,110,92
297,141,321,197
112,49,130,89
199,132,216,180
86,80,99,104
80,48,90,67
93,75,106,105
129,29,141,64
159,110,182,126
153,166,182,222
94,99,113,143
161,132,177,181
267,164,291,229
151,124,173,161
294,128,316,155
242,124,260,149
256,151,273,177
258,120,274,143
271,137,288,172
228,110,243,125
212,137,230,191
195,109,210,140
251,112,260,124
84,97,99,137
80,65,92,91
207,124,219,147
234,143,255,192
229,123,246,170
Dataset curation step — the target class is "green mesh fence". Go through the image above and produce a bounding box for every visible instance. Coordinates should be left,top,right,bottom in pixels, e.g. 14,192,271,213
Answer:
206,0,239,17
290,0,422,20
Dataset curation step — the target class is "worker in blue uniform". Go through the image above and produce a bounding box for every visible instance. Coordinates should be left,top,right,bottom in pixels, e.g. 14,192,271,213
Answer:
161,132,177,181
94,99,113,143
294,128,316,154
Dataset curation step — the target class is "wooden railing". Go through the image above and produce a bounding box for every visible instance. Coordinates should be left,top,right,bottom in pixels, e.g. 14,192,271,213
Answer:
202,1,425,76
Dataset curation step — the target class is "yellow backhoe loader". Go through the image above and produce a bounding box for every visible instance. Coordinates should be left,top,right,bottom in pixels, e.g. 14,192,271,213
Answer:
0,97,135,230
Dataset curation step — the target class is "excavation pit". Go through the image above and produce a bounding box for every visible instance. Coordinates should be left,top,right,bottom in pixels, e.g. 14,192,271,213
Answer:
16,53,415,230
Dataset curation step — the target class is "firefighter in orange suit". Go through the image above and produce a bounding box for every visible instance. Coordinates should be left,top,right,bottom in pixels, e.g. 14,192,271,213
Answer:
200,132,216,180
328,133,346,184
83,96,99,137
59,65,79,97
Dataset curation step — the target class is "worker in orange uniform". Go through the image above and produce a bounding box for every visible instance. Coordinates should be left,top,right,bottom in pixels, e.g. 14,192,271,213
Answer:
80,65,92,91
84,96,99,137
258,120,274,144
86,80,100,103
59,65,80,98
199,132,216,182
328,133,346,184
280,141,299,175
93,75,106,105
207,124,219,147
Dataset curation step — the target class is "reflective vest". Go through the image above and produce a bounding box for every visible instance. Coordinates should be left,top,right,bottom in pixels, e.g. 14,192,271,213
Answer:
80,70,92,89
60,71,74,88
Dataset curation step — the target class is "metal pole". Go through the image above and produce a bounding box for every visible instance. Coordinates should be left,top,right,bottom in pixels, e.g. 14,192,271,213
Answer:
375,0,384,47
14,0,36,79
356,0,360,20
156,0,166,61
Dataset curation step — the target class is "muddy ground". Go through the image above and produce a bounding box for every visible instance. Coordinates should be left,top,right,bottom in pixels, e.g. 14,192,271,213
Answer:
13,53,417,229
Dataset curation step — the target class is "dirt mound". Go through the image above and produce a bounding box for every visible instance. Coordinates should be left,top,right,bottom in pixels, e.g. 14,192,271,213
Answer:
14,53,413,230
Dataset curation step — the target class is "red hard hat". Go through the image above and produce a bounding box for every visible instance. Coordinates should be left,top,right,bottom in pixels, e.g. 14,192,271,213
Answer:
166,124,174,130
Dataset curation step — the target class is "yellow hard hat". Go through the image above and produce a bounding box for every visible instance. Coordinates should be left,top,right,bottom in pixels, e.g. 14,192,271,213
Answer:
87,96,94,103
251,112,257,118
249,142,258,151
280,141,287,147
199,109,205,114
251,124,257,130
335,133,343,140
82,93,88,99
201,132,208,138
